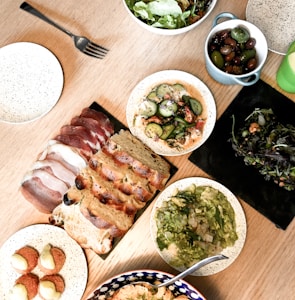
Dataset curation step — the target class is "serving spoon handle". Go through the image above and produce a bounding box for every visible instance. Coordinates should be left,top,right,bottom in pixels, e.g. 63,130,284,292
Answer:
156,254,228,288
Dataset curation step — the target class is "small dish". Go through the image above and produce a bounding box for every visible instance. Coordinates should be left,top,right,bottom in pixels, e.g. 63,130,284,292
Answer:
87,269,205,300
0,42,64,123
122,0,217,36
126,70,216,156
0,224,88,299
150,177,247,276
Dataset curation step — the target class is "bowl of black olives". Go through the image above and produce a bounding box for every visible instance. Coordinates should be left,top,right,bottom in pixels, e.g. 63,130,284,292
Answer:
205,12,268,86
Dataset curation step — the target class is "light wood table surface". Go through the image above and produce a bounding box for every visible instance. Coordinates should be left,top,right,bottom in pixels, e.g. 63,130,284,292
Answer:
1,0,294,299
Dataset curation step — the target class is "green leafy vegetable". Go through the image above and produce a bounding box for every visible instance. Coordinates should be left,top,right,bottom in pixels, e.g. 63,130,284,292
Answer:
155,184,238,268
230,108,295,191
126,0,212,29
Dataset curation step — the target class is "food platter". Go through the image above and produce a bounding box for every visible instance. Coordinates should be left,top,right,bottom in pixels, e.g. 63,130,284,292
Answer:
126,70,216,156
0,42,63,123
150,177,247,276
0,224,87,299
246,0,295,55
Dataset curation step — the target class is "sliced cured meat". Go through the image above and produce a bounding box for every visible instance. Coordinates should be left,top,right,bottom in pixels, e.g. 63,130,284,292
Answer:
31,159,76,187
80,108,114,137
39,141,87,174
71,116,108,146
24,169,69,195
21,177,63,214
55,134,95,158
60,125,100,150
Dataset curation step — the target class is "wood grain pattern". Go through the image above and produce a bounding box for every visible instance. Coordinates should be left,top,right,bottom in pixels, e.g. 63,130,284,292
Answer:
0,1,294,299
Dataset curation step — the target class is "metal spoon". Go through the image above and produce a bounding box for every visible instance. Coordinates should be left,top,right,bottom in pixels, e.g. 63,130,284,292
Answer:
132,254,228,289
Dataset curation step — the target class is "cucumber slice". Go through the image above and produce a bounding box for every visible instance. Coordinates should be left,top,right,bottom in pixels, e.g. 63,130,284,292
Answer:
147,91,158,101
158,100,178,117
145,123,163,139
160,124,175,140
138,99,157,117
172,83,186,92
189,98,203,115
156,83,172,98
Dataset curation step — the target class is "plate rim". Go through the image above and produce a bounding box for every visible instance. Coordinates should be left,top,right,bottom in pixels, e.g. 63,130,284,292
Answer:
126,70,216,156
150,176,247,276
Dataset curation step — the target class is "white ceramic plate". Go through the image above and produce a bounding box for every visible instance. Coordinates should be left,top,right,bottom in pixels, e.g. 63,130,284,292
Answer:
246,0,295,55
0,42,64,123
0,224,87,299
150,177,247,276
126,70,216,156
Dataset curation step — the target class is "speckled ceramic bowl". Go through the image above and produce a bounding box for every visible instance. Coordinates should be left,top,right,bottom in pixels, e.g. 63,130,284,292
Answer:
122,0,217,36
87,269,206,300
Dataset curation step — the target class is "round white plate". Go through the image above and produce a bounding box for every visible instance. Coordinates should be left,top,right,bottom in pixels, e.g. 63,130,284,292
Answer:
126,70,216,156
0,224,87,299
0,42,64,123
246,0,295,55
150,177,247,276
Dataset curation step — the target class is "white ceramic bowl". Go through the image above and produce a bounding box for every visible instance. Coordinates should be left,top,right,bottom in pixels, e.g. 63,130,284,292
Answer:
126,70,216,156
150,177,247,276
205,12,268,86
86,269,206,300
122,0,217,35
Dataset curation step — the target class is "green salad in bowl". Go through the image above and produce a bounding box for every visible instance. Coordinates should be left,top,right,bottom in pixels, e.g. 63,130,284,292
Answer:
150,177,247,276
123,0,217,35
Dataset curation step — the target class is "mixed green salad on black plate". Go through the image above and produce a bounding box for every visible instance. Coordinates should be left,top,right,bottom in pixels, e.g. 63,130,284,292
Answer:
125,0,213,29
230,108,295,191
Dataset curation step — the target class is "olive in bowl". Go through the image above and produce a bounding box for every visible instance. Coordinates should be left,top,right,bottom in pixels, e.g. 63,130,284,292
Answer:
204,12,268,86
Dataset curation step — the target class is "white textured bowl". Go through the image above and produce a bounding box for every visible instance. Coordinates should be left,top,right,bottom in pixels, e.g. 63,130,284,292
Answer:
87,269,206,300
205,12,268,86
122,0,217,35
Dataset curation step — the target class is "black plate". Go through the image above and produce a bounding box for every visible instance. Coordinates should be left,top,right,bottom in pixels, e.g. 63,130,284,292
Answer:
189,80,295,230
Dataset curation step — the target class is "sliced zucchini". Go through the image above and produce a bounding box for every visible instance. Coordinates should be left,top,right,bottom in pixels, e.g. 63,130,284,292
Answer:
189,98,203,115
158,100,178,117
145,123,163,139
147,91,158,101
156,83,172,98
172,83,186,92
138,99,157,117
160,124,175,140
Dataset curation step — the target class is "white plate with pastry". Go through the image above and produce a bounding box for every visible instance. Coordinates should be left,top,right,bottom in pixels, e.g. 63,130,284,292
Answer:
0,42,63,123
126,70,216,156
0,224,87,299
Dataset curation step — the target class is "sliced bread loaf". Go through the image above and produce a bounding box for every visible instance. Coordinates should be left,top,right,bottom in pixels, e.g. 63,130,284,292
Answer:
89,151,157,202
103,130,171,190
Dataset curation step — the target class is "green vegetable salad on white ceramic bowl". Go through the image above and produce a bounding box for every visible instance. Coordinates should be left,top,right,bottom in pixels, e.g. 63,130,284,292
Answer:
123,0,217,35
150,177,247,276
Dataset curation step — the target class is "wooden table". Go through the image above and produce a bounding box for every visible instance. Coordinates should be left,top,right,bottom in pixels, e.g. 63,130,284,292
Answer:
1,0,294,299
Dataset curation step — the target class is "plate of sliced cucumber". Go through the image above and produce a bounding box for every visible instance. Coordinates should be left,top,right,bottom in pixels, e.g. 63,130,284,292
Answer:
126,70,216,156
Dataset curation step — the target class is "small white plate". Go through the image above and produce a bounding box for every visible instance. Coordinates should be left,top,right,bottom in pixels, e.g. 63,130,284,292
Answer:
126,70,216,156
0,224,88,299
246,0,295,55
0,42,64,123
150,177,247,276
